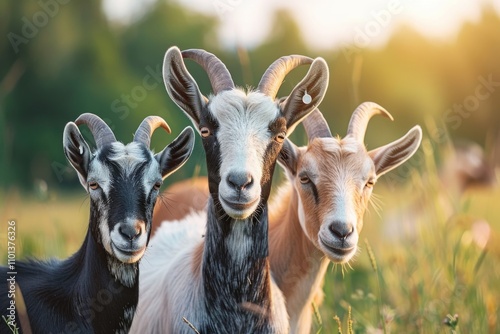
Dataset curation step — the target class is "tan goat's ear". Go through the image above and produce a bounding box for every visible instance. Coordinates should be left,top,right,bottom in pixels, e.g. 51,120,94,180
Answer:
369,126,422,177
278,138,300,176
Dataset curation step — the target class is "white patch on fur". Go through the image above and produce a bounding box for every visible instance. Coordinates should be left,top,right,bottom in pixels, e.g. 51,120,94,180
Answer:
225,221,253,265
87,159,112,194
124,305,136,322
142,152,161,197
108,257,138,288
108,142,148,174
98,211,113,255
131,212,207,333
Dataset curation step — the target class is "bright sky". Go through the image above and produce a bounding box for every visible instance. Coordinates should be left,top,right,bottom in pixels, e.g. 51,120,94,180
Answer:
103,0,500,50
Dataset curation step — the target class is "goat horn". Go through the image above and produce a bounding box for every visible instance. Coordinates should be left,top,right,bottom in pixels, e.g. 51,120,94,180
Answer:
134,116,172,148
75,113,116,148
182,49,235,95
257,55,313,100
347,102,394,142
303,108,332,141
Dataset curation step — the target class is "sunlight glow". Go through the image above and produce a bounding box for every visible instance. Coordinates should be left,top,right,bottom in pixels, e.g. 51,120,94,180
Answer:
102,0,500,49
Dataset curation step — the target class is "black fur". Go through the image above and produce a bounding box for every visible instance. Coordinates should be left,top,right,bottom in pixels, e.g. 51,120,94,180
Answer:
193,112,286,333
1,230,138,334
0,147,156,334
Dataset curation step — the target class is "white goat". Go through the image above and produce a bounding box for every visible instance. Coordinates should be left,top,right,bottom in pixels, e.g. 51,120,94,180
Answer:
151,103,422,333
130,47,329,333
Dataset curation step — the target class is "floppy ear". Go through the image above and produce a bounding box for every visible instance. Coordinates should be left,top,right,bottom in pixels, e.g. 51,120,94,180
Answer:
63,122,92,190
282,58,329,136
369,126,422,177
163,46,207,126
155,127,196,179
278,138,300,177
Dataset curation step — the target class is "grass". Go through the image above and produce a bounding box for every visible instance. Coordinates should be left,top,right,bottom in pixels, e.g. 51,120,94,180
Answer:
1,139,499,333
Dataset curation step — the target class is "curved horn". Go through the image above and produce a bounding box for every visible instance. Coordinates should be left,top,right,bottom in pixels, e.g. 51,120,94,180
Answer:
75,113,116,148
257,55,313,100
347,102,394,142
182,49,235,95
134,116,172,148
303,108,332,141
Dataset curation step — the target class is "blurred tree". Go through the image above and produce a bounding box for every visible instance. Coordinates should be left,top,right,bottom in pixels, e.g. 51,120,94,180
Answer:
1,1,499,191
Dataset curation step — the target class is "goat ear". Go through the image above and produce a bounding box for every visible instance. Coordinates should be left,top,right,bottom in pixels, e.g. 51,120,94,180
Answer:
278,138,300,176
156,127,195,179
369,126,422,177
163,46,207,126
282,58,329,136
63,122,92,190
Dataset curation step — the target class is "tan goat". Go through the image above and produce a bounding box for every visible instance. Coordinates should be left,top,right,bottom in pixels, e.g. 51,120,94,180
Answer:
152,102,422,333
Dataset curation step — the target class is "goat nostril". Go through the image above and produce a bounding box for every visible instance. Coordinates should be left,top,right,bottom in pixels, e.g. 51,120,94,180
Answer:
227,172,253,190
119,225,142,241
329,223,354,240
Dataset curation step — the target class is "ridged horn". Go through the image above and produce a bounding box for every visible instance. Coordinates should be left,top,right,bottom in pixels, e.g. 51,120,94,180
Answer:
75,113,116,148
303,108,332,141
347,102,394,142
182,49,235,94
257,55,313,100
134,116,172,148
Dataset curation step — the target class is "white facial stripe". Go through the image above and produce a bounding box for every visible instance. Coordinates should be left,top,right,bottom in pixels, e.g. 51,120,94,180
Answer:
297,195,308,237
87,159,112,194
209,90,281,209
142,151,161,197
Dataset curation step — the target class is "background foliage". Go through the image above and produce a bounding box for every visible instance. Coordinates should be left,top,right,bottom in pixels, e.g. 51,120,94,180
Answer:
1,0,499,332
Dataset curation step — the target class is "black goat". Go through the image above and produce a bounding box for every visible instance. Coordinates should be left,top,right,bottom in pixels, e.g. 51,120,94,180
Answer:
1,114,194,333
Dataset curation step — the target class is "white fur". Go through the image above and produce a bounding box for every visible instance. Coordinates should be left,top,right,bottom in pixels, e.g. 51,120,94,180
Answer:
210,90,280,218
130,212,207,333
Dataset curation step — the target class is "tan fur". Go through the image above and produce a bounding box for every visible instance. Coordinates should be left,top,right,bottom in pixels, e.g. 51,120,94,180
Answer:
152,177,209,232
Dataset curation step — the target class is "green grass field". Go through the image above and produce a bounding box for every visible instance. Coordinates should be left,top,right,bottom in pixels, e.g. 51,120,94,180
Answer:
1,139,499,333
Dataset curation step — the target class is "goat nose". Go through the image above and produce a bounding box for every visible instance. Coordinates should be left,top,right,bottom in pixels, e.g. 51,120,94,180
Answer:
329,222,354,240
227,172,253,190
119,223,142,241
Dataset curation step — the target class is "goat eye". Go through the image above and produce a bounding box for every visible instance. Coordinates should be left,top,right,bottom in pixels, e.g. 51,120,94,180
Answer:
365,179,375,188
89,181,99,190
200,127,211,138
275,133,286,143
153,181,162,191
299,175,310,184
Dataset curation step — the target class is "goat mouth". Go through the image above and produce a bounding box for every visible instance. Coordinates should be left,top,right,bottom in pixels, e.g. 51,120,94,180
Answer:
319,237,355,262
112,244,146,261
220,196,259,213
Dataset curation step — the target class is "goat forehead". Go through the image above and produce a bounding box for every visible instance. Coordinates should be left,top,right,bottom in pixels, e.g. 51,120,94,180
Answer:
107,142,151,173
303,138,374,182
209,90,280,135
89,142,158,194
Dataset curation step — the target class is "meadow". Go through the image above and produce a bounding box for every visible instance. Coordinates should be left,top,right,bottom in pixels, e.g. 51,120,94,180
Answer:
1,134,498,334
